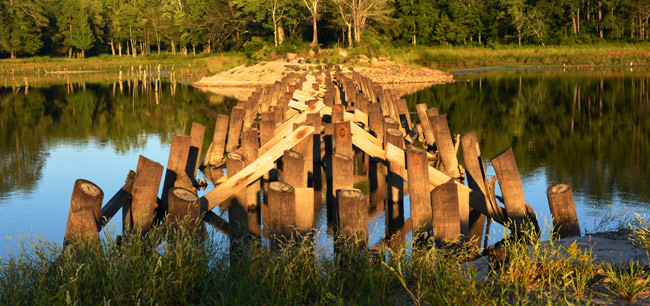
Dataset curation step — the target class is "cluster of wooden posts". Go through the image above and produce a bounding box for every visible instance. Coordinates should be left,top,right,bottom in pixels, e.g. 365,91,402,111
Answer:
64,63,582,255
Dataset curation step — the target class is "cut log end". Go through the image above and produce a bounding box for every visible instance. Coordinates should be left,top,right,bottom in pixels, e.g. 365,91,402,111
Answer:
173,188,198,201
269,181,294,193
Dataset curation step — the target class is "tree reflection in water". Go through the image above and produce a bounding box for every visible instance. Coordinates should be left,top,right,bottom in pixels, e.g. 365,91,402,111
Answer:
405,68,649,206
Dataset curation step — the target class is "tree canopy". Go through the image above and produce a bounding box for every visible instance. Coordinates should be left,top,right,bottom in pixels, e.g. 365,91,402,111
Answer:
1,0,650,58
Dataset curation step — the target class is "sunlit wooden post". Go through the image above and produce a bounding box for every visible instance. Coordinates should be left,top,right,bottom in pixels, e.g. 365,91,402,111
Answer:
547,183,581,238
431,180,461,244
336,189,368,248
385,128,405,243
226,106,246,153
166,187,201,236
406,145,433,243
227,152,248,242
430,114,460,178
124,155,163,234
241,128,261,237
267,181,296,247
460,131,488,251
64,179,104,246
491,148,528,231
188,122,205,177
367,104,386,211
158,135,192,223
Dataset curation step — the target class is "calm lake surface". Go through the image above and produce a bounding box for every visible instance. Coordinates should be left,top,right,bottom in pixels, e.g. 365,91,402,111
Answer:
0,68,648,251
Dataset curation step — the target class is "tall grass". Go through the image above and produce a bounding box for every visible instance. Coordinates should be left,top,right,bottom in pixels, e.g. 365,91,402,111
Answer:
6,218,646,305
386,43,650,70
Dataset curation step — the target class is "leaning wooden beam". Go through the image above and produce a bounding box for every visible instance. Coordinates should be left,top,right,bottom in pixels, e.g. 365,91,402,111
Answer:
202,125,315,210
98,170,135,231
124,156,164,234
491,147,528,227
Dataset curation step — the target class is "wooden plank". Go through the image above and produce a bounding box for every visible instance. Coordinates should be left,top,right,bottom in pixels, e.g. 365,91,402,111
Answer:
202,125,315,210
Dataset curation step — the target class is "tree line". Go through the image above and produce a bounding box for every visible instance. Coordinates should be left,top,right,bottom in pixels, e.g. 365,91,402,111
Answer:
1,0,650,59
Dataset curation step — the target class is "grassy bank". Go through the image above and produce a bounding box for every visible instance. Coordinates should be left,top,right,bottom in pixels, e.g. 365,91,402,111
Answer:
4,43,650,79
0,52,247,78
2,217,650,305
385,43,650,71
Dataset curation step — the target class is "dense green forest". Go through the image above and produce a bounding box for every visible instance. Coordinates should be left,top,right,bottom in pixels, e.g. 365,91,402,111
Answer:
1,0,650,59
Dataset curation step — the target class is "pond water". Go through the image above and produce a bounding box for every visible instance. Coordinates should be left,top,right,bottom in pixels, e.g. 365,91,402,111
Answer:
0,68,648,252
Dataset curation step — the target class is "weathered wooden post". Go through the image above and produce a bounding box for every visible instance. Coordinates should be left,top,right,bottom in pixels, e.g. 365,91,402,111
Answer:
460,131,489,251
267,181,296,247
330,152,354,225
166,187,201,235
385,128,405,243
282,150,306,188
226,106,246,153
188,122,205,177
158,135,192,222
227,152,249,244
430,114,460,178
416,104,435,148
431,180,461,244
336,189,368,247
123,155,163,234
334,120,353,157
547,183,580,238
491,148,528,231
65,179,104,245
307,113,322,191
241,128,261,237
406,145,433,242
367,104,386,211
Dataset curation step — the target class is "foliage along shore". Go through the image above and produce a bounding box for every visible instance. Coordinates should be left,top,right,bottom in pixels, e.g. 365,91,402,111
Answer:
2,216,650,305
2,43,650,79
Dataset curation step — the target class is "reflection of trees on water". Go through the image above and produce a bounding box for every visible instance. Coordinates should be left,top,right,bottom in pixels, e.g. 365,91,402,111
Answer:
0,82,237,199
406,70,650,205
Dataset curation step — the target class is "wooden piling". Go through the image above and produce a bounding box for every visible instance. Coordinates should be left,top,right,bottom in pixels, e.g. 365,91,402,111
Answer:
65,179,104,245
159,135,192,222
295,187,315,231
431,180,461,244
430,114,460,178
282,150,306,188
206,117,229,167
416,104,435,147
336,188,368,246
226,106,246,153
334,121,353,157
189,122,205,177
406,145,433,238
491,148,528,228
124,155,163,234
547,183,580,238
267,181,296,245
227,152,249,241
385,128,405,242
460,131,490,250
241,128,262,236
166,187,201,235
307,113,322,190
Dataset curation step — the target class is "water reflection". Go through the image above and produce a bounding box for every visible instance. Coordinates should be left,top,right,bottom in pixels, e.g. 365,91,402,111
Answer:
405,68,650,207
0,79,237,201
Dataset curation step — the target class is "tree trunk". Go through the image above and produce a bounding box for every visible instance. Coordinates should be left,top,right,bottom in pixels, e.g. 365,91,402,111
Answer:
572,14,577,35
412,34,416,46
278,24,285,45
81,50,85,58
118,42,122,56
131,40,137,58
192,44,196,56
172,39,176,55
10,52,15,59
273,19,278,47
598,2,603,39
110,39,116,56
347,24,352,48
68,47,72,59
311,14,318,46
577,8,581,33
157,32,161,54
